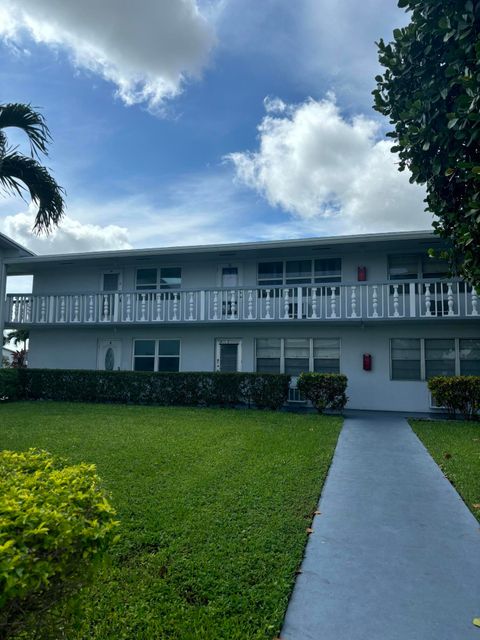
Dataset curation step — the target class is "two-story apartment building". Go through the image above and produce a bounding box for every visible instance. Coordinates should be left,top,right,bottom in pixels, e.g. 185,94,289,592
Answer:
1,229,479,412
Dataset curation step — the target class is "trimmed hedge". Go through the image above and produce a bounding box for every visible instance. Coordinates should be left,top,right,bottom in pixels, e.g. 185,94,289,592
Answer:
0,449,119,637
0,369,21,401
297,373,348,413
428,376,480,420
15,369,291,410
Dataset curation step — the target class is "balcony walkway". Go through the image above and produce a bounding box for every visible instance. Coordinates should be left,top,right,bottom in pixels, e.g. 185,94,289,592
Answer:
281,414,480,640
4,280,479,325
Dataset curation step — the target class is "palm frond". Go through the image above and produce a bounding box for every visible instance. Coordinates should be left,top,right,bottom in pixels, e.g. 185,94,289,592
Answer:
0,103,51,158
0,150,65,233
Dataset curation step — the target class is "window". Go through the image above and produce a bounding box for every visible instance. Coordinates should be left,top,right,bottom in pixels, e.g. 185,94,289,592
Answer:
391,338,421,380
421,256,449,279
390,337,474,380
314,258,342,283
286,260,312,285
425,339,455,378
133,340,156,371
388,253,449,280
314,338,341,373
160,267,181,290
257,258,342,286
133,339,180,372
388,254,420,280
256,338,281,373
136,267,182,291
258,262,283,286
459,339,480,375
256,338,341,375
284,338,309,376
136,268,158,291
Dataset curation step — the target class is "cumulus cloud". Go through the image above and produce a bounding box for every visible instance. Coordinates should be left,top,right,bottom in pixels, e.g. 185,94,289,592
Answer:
3,209,132,254
0,0,215,110
226,95,429,234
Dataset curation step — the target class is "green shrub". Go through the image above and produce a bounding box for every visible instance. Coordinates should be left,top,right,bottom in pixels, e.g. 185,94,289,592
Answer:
0,449,119,637
18,369,291,410
297,373,348,413
0,369,21,401
428,376,480,420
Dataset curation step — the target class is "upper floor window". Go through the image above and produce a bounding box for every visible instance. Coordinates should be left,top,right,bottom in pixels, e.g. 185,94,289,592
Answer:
388,254,449,281
257,258,341,287
136,267,182,291
258,261,283,286
314,258,342,283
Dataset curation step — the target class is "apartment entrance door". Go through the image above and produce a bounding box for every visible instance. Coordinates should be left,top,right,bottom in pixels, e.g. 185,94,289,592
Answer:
215,339,242,372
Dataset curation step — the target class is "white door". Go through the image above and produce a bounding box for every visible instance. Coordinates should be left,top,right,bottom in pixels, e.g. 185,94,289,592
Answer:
215,339,242,372
102,271,123,292
97,339,122,371
220,266,239,288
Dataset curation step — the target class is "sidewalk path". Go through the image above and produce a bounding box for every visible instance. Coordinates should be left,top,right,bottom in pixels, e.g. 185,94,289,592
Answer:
281,414,480,640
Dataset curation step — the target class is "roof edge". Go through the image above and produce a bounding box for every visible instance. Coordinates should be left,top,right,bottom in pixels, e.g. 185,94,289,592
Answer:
3,229,437,266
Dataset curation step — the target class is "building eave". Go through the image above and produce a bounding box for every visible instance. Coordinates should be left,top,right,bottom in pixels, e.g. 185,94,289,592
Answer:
3,229,444,275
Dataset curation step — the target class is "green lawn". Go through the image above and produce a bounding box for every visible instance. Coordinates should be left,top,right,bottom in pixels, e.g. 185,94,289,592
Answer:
410,419,480,522
0,402,342,640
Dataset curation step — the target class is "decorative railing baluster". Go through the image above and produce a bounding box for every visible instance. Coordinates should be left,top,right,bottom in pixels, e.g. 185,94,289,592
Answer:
350,286,357,318
330,287,337,318
265,289,271,319
471,286,479,316
283,289,290,319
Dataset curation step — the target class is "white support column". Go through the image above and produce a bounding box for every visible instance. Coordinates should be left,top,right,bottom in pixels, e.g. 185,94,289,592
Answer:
409,282,416,317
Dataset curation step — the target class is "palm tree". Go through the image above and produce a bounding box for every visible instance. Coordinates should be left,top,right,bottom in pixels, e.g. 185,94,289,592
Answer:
0,103,65,232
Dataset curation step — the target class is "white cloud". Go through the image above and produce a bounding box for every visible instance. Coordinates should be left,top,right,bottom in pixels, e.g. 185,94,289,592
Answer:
226,95,429,234
2,208,132,254
0,0,215,110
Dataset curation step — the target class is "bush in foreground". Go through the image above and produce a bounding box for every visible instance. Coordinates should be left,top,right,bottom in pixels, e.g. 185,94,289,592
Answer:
297,373,348,413
18,369,291,410
0,449,119,638
428,376,480,421
0,369,21,401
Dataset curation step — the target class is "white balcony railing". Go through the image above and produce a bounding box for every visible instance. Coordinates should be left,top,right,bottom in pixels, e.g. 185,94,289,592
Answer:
4,280,479,325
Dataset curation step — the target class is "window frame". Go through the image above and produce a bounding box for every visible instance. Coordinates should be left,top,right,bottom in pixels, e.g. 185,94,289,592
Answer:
132,338,181,372
135,266,183,291
389,337,478,381
255,337,341,375
256,257,342,288
387,253,449,281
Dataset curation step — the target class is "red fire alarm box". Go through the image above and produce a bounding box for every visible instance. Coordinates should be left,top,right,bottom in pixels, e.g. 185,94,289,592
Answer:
363,354,372,371
357,266,367,282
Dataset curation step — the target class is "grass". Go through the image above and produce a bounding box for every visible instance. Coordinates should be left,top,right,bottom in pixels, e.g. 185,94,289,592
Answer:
410,419,480,522
0,402,342,640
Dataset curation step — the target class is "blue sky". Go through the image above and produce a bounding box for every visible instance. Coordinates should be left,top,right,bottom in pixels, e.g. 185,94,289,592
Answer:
0,0,429,257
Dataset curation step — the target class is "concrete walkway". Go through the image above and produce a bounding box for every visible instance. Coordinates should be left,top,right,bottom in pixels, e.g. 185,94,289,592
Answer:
281,414,480,640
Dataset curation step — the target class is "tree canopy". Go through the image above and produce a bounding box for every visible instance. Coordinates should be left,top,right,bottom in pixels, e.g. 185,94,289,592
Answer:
0,103,65,233
373,0,480,287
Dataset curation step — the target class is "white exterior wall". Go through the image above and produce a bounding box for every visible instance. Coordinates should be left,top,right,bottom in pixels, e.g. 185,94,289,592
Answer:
28,321,479,413
31,250,389,294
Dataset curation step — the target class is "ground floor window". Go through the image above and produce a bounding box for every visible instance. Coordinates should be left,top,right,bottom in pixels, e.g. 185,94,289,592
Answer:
256,337,340,375
390,338,479,380
133,339,180,372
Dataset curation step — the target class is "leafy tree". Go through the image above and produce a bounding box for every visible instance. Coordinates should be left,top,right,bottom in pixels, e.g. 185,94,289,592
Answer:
3,328,29,347
373,0,480,286
0,103,65,232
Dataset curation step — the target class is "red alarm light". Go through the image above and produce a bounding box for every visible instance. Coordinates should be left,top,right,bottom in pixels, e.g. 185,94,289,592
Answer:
357,266,367,282
363,354,372,371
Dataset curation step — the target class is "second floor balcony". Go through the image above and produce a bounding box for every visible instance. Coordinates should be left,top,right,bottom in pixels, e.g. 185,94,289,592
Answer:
4,280,479,326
